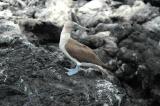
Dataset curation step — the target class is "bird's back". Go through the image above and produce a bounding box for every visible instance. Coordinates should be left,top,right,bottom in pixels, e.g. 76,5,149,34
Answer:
65,38,104,66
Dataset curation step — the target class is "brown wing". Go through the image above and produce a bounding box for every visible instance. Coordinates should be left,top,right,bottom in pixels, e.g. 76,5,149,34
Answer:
65,38,103,66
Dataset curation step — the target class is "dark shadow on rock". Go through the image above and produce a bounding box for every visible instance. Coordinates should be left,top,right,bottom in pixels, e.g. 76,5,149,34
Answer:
19,19,62,44
144,0,160,7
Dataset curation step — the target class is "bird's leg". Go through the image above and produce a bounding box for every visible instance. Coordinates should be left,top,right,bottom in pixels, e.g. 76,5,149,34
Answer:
65,64,80,76
81,63,109,75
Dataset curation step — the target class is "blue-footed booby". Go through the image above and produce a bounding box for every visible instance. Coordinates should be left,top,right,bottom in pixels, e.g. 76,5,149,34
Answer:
59,21,110,76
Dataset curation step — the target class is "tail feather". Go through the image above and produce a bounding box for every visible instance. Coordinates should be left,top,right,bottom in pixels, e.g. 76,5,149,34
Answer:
102,63,114,71
93,54,114,71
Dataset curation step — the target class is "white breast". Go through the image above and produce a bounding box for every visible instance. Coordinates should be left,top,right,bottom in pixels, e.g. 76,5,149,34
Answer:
59,33,70,50
59,33,81,65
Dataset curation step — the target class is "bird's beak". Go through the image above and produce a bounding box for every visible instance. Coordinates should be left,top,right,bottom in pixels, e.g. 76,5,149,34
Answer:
73,22,89,31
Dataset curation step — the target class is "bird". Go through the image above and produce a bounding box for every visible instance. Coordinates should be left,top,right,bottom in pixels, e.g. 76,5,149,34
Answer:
59,20,111,76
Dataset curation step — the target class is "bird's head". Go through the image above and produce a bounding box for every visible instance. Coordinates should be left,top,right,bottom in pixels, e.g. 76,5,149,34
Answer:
63,20,89,34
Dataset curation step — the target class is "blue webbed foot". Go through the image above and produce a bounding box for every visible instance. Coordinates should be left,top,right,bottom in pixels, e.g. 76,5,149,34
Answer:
65,68,78,76
65,65,80,76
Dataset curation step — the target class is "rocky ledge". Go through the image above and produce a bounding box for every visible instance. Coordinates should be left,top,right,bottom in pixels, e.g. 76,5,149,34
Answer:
0,0,160,106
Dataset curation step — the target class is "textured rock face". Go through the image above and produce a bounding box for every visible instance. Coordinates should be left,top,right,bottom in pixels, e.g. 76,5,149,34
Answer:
35,0,73,26
0,0,160,106
143,16,160,34
0,40,125,106
0,20,23,43
76,0,112,27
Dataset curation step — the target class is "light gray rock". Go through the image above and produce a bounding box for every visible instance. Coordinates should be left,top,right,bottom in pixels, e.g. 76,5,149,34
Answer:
0,2,9,10
143,16,160,33
35,0,73,27
131,3,159,23
112,1,147,20
76,0,112,27
0,20,26,44
0,9,12,19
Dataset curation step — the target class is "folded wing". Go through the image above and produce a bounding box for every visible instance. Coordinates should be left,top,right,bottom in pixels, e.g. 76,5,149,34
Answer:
65,38,103,66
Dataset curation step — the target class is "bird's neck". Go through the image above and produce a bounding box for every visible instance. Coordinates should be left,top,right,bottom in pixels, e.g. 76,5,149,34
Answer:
61,26,71,38
59,29,71,48
60,32,71,41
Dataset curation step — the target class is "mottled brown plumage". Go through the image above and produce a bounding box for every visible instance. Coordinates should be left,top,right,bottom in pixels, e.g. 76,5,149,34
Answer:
65,38,104,66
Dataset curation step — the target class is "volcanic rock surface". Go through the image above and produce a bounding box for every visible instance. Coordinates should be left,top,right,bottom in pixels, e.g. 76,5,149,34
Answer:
0,0,160,106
